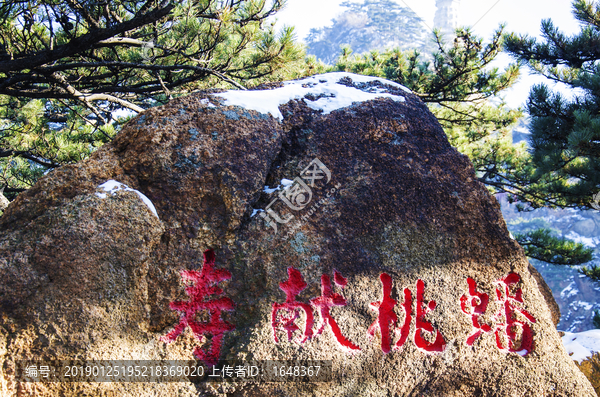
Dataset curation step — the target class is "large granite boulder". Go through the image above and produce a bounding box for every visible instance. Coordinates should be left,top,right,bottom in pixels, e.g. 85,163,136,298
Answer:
0,73,594,396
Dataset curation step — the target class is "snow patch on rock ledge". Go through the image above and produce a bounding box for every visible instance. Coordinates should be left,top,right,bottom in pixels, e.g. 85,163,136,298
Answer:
213,72,410,120
563,329,600,363
96,180,159,219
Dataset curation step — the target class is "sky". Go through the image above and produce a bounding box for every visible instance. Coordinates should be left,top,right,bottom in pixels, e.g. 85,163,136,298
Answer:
273,0,584,109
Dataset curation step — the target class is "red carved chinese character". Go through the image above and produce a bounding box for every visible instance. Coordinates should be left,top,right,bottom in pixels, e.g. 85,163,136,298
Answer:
272,267,315,343
493,273,536,356
161,249,235,367
310,271,360,351
414,280,446,353
460,277,492,346
395,287,412,350
368,273,397,353
368,273,412,353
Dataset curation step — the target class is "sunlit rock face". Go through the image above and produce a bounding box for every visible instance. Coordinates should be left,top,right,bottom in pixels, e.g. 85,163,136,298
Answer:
0,73,594,396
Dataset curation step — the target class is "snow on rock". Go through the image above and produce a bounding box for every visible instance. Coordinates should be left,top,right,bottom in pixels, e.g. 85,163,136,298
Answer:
563,329,600,363
97,180,159,219
263,185,280,194
213,72,409,121
281,178,294,188
251,209,264,218
263,179,296,194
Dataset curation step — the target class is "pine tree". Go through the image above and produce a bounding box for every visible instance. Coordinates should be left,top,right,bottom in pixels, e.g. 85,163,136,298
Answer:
0,0,312,204
503,0,600,276
504,0,600,210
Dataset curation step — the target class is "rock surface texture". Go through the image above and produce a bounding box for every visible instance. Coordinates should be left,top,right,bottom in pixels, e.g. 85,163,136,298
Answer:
0,73,594,396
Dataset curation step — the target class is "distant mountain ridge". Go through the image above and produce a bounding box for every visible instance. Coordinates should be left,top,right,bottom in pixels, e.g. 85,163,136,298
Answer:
305,0,437,64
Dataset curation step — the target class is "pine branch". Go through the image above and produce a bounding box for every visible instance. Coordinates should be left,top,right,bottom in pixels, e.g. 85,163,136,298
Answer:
28,61,248,91
515,228,594,265
0,149,61,168
0,1,175,73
